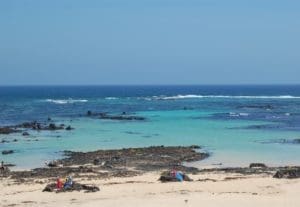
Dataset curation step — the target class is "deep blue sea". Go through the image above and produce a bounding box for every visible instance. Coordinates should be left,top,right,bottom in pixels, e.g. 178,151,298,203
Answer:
1,85,300,169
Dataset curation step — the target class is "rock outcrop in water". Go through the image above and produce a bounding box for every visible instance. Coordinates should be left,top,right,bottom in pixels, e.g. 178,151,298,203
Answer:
86,111,146,121
100,113,145,121
62,145,207,168
15,121,69,131
1,150,14,155
0,127,20,134
46,123,64,130
65,125,74,130
1,139,9,143
22,132,30,136
0,121,74,137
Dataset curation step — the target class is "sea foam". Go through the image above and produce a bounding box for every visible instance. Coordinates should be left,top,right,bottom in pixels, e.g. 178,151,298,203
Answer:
105,97,119,100
44,99,88,104
151,95,300,100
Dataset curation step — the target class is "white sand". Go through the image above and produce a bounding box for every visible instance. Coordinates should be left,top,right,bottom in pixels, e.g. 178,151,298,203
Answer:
1,171,300,207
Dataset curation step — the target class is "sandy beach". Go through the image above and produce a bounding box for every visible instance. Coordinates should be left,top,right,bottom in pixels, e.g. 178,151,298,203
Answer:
2,0,300,205
1,145,300,206
1,171,300,207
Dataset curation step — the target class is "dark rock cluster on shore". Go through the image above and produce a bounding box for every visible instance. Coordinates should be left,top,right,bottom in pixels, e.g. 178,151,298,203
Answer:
199,165,300,179
273,167,300,179
43,182,100,193
2,145,300,187
159,170,193,182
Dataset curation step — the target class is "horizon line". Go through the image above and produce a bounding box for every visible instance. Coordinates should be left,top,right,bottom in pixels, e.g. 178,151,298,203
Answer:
0,84,300,87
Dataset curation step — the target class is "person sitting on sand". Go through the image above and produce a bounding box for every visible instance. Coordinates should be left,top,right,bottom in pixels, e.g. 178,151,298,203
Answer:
56,177,63,190
63,176,73,189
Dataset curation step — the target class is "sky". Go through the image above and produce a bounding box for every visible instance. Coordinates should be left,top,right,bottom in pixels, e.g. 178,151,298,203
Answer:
0,0,299,85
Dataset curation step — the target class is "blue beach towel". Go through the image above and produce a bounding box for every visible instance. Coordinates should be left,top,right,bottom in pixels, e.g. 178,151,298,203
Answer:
175,172,183,182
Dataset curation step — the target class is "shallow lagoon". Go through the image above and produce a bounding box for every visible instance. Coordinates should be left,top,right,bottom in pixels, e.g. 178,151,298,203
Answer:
1,86,300,169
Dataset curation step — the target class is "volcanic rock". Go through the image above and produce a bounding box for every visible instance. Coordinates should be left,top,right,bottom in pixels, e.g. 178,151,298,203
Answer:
249,163,267,168
2,150,14,155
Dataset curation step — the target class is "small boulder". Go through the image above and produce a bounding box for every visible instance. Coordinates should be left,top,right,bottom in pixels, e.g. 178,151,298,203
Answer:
65,126,74,131
48,123,64,130
45,160,62,168
48,123,57,130
22,132,30,136
93,158,101,165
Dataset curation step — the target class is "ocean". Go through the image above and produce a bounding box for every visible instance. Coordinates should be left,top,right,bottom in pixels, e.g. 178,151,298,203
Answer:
1,85,300,169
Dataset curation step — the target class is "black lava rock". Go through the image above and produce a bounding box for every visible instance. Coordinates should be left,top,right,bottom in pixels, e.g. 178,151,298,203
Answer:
2,150,14,155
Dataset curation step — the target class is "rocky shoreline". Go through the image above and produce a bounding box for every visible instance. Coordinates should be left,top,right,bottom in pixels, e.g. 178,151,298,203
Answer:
1,144,300,185
0,145,208,182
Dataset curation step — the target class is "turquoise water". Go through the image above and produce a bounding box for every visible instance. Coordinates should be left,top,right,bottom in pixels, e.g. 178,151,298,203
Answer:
1,109,300,169
1,86,300,169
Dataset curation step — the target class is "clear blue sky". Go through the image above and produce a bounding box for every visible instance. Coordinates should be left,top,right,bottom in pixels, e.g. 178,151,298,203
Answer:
0,0,299,85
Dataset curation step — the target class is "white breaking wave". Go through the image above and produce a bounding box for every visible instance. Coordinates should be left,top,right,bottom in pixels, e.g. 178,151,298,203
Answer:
151,94,300,100
105,97,119,100
229,112,249,117
44,99,88,104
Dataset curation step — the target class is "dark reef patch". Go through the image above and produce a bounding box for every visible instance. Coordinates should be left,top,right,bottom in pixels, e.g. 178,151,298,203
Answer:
256,138,300,145
236,104,275,110
0,121,74,137
0,127,20,135
86,111,146,121
203,111,300,131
